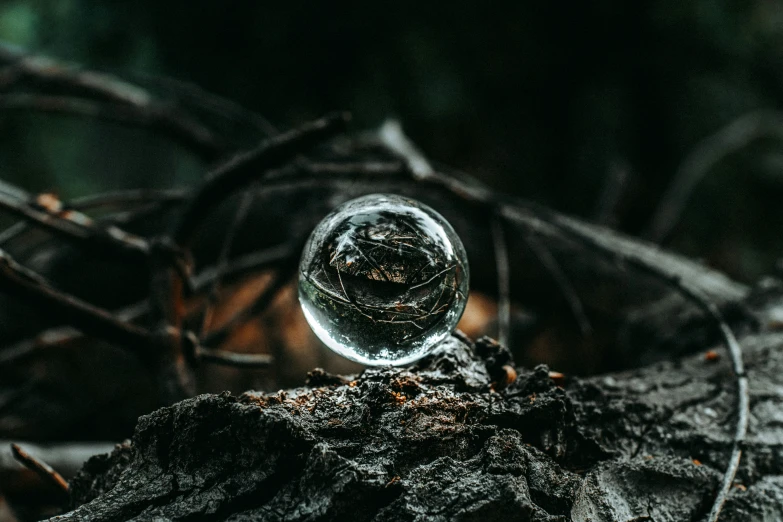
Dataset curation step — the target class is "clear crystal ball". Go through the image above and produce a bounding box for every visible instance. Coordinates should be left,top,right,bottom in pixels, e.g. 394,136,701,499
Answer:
298,194,469,366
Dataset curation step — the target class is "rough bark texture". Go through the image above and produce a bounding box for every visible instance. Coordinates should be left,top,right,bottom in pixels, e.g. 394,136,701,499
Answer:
53,284,783,521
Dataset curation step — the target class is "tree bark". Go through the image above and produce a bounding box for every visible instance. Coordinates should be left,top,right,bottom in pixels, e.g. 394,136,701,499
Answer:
58,287,783,521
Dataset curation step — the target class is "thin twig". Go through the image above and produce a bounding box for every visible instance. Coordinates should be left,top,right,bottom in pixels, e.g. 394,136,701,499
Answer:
593,160,629,226
135,72,278,137
0,249,155,356
202,267,293,348
1,440,116,478
10,443,69,495
0,244,296,368
0,42,150,106
150,111,347,390
0,222,25,246
300,160,405,175
0,94,223,158
198,189,256,339
0,180,150,258
491,213,511,346
173,111,351,247
426,160,745,519
191,243,297,290
0,327,80,366
0,188,186,247
70,188,188,211
0,43,225,159
196,347,272,368
525,231,592,337
146,238,188,331
646,110,783,243
379,121,591,338
378,119,434,179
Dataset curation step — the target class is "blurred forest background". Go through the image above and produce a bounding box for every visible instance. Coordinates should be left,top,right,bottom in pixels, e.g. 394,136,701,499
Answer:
2,5,783,518
2,0,783,282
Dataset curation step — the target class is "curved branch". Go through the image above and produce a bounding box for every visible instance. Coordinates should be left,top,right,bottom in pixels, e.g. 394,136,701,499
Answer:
531,214,748,522
0,42,150,106
0,94,223,158
646,110,783,243
173,112,351,248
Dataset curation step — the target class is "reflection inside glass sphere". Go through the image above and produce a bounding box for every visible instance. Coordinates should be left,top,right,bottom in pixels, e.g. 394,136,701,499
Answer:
298,194,469,365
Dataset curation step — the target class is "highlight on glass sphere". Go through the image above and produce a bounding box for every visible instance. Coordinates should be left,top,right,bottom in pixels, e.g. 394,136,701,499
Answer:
298,194,469,366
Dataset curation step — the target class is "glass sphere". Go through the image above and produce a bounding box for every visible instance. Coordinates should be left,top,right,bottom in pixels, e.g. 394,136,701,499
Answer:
298,194,469,366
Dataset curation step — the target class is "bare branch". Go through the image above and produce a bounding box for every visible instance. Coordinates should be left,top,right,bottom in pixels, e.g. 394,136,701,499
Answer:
173,112,351,248
0,249,155,356
134,72,278,137
378,119,434,179
593,159,629,226
525,231,592,337
1,440,116,478
300,160,405,176
198,189,256,339
196,347,272,368
0,327,79,366
202,267,293,348
0,42,150,106
0,180,150,258
0,94,223,158
491,213,511,346
0,244,296,368
0,43,230,160
10,443,69,495
646,110,783,243
69,188,188,211
0,222,25,246
191,243,297,290
0,188,186,247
